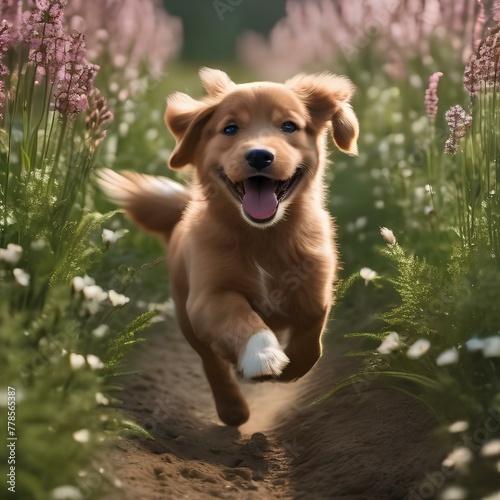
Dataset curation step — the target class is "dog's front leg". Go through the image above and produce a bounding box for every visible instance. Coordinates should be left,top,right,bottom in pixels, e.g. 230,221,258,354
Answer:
187,291,290,379
277,312,328,382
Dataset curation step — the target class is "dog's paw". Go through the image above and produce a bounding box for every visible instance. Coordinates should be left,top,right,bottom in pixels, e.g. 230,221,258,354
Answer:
238,330,290,379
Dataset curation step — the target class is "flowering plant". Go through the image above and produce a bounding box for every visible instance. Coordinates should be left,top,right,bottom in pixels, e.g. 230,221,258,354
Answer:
0,1,160,497
327,4,500,496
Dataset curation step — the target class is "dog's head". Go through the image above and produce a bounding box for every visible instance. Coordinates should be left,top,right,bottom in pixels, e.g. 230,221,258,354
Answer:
165,68,359,228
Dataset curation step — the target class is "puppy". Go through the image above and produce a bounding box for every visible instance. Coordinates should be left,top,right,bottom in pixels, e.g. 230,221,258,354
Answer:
98,68,359,426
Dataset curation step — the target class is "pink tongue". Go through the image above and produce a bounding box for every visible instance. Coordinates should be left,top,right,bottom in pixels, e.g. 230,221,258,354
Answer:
242,177,278,221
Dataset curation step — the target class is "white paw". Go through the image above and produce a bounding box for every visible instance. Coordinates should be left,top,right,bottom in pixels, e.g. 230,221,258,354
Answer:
238,330,290,379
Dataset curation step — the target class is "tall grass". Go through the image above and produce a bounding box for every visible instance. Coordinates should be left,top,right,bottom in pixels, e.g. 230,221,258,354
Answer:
329,14,500,500
0,2,159,497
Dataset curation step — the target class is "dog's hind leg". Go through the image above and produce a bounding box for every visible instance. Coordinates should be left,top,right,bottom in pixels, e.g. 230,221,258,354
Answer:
202,354,250,427
175,303,251,426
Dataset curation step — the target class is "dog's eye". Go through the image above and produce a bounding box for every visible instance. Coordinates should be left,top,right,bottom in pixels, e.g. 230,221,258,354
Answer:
223,124,239,136
281,121,298,133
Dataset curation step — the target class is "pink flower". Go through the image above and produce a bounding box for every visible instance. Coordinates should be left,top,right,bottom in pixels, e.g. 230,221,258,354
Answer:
444,105,473,155
494,0,500,24
54,32,98,115
18,1,99,116
0,0,22,35
21,0,68,83
237,0,477,79
464,28,500,97
0,20,14,74
86,88,113,152
424,72,443,121
0,20,14,118
473,0,486,50
64,0,182,81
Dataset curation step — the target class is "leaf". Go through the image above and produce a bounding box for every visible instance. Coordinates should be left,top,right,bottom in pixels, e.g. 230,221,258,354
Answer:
0,128,9,153
21,146,31,175
50,210,119,284
104,310,157,371
105,369,143,378
119,418,154,440
311,370,438,406
344,332,386,341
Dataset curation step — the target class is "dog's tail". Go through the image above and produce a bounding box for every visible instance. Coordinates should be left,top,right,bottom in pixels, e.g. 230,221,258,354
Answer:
97,169,191,241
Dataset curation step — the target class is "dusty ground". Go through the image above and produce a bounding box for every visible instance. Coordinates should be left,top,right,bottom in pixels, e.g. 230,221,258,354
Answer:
105,319,442,500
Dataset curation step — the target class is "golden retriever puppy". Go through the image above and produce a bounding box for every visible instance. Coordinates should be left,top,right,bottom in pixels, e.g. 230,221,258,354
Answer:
98,68,358,426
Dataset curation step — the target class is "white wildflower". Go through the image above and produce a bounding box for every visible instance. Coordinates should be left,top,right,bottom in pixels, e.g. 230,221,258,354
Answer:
377,332,400,355
72,429,90,443
481,440,500,457
414,186,426,201
0,243,23,265
86,354,104,370
440,486,467,500
436,347,459,366
31,239,46,251
102,228,128,246
483,336,500,357
150,298,176,318
448,421,469,433
481,492,500,500
69,353,86,370
108,289,130,307
380,227,396,245
355,216,368,230
360,267,378,285
113,478,123,488
92,324,110,338
406,339,431,359
82,285,108,302
466,337,486,352
95,392,109,406
72,275,96,293
442,446,472,471
82,300,101,315
13,268,30,286
50,485,83,500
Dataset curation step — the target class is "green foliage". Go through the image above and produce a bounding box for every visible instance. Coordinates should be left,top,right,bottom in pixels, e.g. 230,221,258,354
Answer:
0,4,160,498
50,210,118,285
104,310,157,372
378,244,444,337
333,33,500,496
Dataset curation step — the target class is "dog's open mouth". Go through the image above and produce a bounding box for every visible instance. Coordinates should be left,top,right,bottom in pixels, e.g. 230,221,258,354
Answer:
220,169,303,223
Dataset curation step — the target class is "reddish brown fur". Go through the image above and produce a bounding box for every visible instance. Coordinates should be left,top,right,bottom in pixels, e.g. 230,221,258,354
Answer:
98,68,359,426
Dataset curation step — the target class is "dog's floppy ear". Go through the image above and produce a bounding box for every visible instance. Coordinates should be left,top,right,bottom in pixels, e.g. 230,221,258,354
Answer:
199,67,235,98
164,92,216,169
164,68,235,169
286,73,359,156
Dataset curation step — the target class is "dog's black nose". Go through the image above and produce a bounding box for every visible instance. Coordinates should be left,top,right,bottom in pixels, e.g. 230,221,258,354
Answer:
245,149,274,171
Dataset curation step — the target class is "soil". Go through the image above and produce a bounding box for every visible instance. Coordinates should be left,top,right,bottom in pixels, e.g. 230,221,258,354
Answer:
105,318,443,500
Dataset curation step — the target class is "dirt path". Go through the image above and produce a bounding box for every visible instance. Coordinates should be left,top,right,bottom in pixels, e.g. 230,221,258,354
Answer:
106,320,442,500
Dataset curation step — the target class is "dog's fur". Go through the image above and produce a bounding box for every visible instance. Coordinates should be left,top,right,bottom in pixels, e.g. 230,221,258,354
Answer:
98,68,359,426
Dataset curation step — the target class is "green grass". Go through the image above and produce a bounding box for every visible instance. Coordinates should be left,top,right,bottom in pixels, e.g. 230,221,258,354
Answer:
325,29,500,500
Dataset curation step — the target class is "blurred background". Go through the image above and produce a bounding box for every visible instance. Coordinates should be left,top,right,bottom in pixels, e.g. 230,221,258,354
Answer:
82,0,487,280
